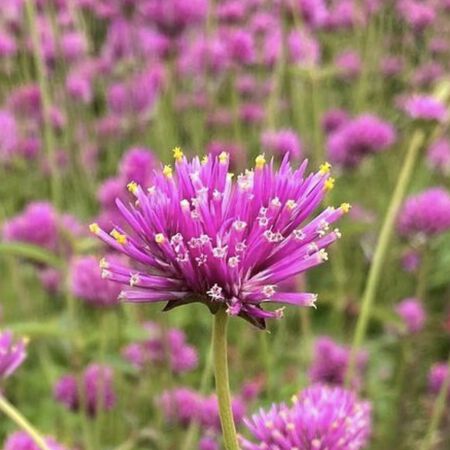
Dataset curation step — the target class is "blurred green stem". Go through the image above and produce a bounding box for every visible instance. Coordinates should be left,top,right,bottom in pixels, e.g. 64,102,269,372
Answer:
25,0,61,208
347,129,425,383
0,395,51,450
420,354,450,450
213,308,240,450
181,344,214,450
415,244,431,300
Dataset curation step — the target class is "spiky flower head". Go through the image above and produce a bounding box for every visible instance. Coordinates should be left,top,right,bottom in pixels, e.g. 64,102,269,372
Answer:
4,431,68,450
91,153,346,328
241,383,372,450
0,330,27,379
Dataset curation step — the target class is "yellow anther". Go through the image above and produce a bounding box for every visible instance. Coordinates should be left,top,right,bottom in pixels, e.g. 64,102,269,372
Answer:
291,394,299,404
340,202,351,213
99,257,108,269
89,223,101,234
319,162,332,174
227,172,234,180
219,151,229,164
173,146,183,162
23,336,30,345
255,154,266,169
127,181,138,195
111,229,127,245
324,177,335,191
163,165,173,178
286,199,297,210
201,155,209,165
155,233,165,244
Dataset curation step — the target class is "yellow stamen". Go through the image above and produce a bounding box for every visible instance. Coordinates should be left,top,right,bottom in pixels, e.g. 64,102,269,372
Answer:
173,146,183,162
111,229,127,245
324,177,335,191
319,162,332,174
340,202,351,213
286,199,297,210
127,181,138,195
155,233,165,244
227,172,234,181
219,151,229,164
89,223,101,235
201,155,209,165
255,154,266,169
163,165,173,178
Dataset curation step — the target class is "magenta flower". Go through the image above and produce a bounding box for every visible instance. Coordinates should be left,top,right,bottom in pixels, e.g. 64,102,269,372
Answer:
160,387,246,430
241,383,372,450
327,114,396,168
402,95,447,122
90,152,346,329
261,129,303,159
427,138,450,175
0,330,27,379
4,431,67,450
70,255,123,308
397,187,450,238
54,363,116,416
122,321,198,374
395,298,426,334
428,362,450,399
309,336,368,388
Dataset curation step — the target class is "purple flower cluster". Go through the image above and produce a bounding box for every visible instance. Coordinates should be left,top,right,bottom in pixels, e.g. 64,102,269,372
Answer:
395,298,426,335
241,383,372,450
91,152,346,328
402,95,447,122
122,321,198,374
70,255,123,308
428,362,450,399
160,387,246,431
0,330,27,379
261,129,303,160
309,336,368,389
54,363,116,416
327,114,396,168
397,187,450,238
4,432,67,450
427,138,450,175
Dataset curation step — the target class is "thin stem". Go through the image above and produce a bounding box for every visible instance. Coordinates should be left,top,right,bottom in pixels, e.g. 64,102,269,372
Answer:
415,244,430,300
181,344,214,450
347,129,425,383
213,308,240,450
0,395,51,450
420,354,450,450
24,0,61,208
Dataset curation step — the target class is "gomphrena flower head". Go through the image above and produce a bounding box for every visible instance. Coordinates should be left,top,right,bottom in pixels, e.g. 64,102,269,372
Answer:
394,297,426,335
402,94,447,122
91,151,347,329
159,387,246,430
70,255,123,308
0,330,27,379
428,362,450,399
4,431,67,450
241,383,372,450
261,129,303,159
427,138,450,175
327,114,396,168
397,187,450,238
54,363,116,416
309,336,368,389
122,321,198,374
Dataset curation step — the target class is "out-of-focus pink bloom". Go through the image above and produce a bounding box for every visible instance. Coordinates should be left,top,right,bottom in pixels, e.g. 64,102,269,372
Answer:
70,255,123,308
261,129,303,159
402,95,447,122
395,298,426,334
322,108,350,135
428,362,450,399
54,363,116,416
427,138,450,175
335,50,361,79
4,432,67,450
0,330,27,379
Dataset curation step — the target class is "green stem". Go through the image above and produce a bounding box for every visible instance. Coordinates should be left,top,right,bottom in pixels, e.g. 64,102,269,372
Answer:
420,354,450,450
213,308,240,450
181,344,214,450
0,395,51,450
24,0,61,208
347,129,425,383
415,244,430,300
